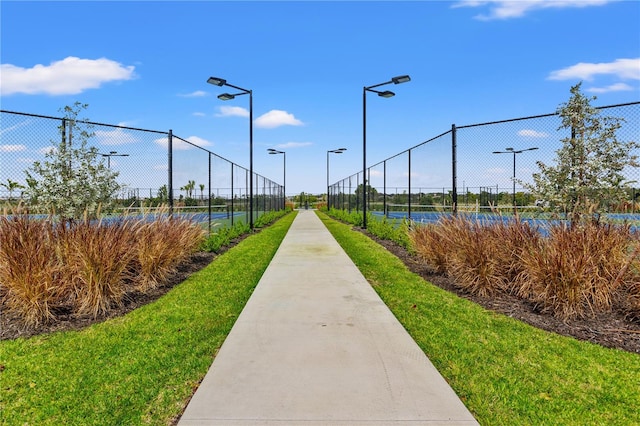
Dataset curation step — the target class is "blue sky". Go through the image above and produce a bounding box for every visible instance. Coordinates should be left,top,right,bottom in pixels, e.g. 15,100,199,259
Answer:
1,0,639,196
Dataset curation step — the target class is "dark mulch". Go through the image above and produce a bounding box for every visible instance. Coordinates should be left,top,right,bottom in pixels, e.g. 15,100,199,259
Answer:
2,227,639,355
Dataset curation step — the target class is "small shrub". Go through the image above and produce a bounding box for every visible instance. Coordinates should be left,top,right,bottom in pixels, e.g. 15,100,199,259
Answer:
202,221,250,253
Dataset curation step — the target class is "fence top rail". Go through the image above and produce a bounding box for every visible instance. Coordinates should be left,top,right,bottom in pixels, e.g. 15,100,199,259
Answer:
455,100,640,130
1,109,169,135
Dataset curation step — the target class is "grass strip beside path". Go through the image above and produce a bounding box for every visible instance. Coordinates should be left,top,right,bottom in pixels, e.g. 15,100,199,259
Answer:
0,212,296,426
318,212,640,426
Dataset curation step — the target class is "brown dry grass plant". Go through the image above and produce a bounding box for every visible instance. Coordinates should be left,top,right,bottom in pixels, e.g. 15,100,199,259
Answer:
409,215,639,320
408,223,451,274
520,222,636,319
61,220,138,317
134,215,205,292
0,210,205,326
0,215,61,327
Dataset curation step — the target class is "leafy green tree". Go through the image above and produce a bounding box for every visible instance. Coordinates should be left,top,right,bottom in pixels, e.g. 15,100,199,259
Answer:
1,179,25,201
25,102,121,221
157,184,168,202
524,83,639,222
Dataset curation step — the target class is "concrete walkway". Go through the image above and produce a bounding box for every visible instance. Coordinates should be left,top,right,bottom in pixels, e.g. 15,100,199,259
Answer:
178,210,479,425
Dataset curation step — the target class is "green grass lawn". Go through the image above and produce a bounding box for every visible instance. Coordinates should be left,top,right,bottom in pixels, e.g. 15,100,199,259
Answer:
0,212,296,426
318,211,640,426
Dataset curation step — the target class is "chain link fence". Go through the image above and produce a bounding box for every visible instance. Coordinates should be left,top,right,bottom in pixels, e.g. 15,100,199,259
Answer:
329,101,640,221
0,110,284,232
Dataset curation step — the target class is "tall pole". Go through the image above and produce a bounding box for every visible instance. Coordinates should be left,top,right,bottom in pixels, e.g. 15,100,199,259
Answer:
512,150,517,215
207,76,254,228
327,148,346,210
327,151,330,209
363,87,368,229
249,90,253,229
492,146,538,216
361,75,411,229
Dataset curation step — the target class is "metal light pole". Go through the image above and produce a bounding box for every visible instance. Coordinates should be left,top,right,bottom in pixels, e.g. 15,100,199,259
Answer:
363,75,411,229
492,146,538,215
100,151,129,168
207,76,254,228
327,148,347,210
267,148,286,210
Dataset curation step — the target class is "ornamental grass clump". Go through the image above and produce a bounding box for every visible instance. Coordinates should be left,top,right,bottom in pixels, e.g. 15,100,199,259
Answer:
443,215,504,297
0,214,61,327
408,215,638,320
134,215,205,292
61,220,138,318
408,222,451,274
519,222,638,319
0,209,206,327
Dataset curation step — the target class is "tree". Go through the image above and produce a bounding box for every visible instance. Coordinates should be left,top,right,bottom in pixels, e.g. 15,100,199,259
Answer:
184,180,196,199
157,184,168,202
1,179,25,201
199,183,205,200
524,83,639,223
25,102,121,221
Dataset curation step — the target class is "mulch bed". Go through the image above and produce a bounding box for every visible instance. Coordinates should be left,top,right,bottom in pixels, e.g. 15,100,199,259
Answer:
2,227,639,355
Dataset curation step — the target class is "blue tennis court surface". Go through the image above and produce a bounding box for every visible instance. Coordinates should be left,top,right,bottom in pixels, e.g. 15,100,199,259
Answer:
373,210,640,230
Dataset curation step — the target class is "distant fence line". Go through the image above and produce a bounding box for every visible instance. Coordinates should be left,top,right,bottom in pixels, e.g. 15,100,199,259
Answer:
329,101,640,218
0,110,284,230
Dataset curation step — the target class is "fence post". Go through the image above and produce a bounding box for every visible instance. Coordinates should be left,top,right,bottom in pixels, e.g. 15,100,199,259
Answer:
208,152,212,234
451,124,458,215
408,149,412,220
230,163,234,226
383,160,387,218
168,129,173,215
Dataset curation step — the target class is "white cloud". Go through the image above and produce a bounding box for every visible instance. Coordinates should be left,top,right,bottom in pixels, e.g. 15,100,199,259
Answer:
154,135,212,151
185,136,213,148
95,126,139,146
586,83,634,93
255,110,304,129
548,58,640,81
0,56,136,96
453,0,611,21
193,112,206,117
216,106,250,118
275,141,313,149
178,90,207,98
518,129,549,138
0,144,27,152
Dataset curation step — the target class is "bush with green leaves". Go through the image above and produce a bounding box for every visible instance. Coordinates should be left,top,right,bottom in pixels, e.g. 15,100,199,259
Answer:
25,103,121,221
524,83,639,223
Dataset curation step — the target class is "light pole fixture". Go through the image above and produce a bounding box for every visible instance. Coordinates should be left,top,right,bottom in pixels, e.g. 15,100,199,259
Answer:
327,148,347,210
492,146,538,215
267,148,286,210
100,150,129,168
207,76,254,228
363,75,411,229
